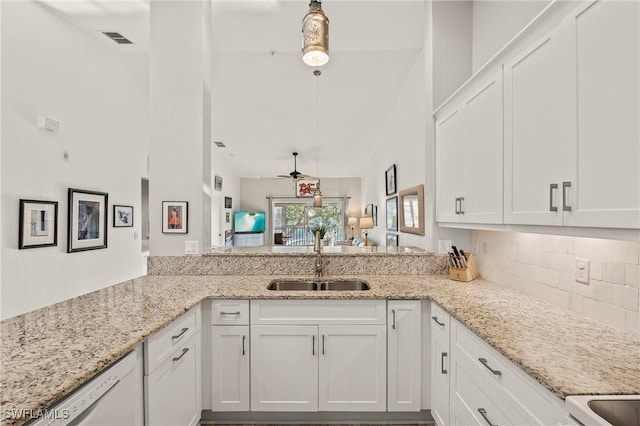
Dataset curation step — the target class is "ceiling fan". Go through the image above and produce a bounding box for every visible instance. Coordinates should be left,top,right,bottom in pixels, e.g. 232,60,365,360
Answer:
277,152,315,180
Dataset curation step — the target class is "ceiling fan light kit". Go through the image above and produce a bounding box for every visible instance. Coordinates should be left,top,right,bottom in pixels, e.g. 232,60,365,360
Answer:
302,0,329,67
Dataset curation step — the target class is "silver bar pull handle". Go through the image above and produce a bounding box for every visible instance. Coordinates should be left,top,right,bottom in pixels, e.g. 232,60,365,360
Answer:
563,181,572,212
441,352,448,374
172,327,189,341
549,183,558,212
432,316,445,327
220,311,241,316
172,348,189,362
459,197,464,214
242,335,246,356
479,358,502,376
312,335,315,356
392,309,396,330
455,197,461,214
322,334,326,355
478,408,497,426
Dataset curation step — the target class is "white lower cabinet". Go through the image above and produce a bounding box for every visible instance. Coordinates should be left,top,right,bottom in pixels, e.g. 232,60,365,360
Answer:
211,325,249,411
145,304,201,426
387,300,421,412
430,303,451,426
249,300,387,412
319,325,387,411
250,325,319,411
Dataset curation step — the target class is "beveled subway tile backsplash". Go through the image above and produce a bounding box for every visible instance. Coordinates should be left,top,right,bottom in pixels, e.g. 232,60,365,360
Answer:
472,230,640,335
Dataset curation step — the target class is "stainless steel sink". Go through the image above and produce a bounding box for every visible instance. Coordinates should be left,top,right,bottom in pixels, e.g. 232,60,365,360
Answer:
267,279,370,291
587,399,640,426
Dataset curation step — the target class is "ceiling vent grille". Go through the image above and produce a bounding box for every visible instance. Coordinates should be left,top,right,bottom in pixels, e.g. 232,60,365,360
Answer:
214,141,226,148
102,32,133,45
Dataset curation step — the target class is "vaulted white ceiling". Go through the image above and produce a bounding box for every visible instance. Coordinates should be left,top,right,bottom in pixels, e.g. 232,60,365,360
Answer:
45,0,427,179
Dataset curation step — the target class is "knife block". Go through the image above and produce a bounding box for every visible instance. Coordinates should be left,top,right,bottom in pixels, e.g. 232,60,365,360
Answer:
449,253,479,282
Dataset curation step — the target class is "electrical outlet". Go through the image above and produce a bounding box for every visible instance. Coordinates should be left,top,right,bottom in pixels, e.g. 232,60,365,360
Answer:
185,241,198,255
575,257,590,284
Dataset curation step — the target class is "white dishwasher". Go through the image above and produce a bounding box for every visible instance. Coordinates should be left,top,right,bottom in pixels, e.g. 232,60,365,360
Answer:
31,346,143,426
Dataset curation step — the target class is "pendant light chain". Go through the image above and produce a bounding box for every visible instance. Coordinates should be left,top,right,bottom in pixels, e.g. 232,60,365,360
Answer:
313,69,323,208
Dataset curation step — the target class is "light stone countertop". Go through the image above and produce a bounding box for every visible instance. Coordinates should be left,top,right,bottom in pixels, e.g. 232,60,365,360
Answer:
1,274,639,425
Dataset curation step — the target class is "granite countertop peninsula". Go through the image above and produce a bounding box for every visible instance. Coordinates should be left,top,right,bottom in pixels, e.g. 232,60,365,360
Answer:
1,273,639,425
205,245,428,255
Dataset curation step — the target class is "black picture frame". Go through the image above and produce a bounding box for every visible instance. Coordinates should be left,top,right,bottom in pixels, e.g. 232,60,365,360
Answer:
386,233,398,247
224,197,232,209
385,164,397,196
68,188,108,253
373,205,378,227
19,199,58,249
386,196,398,231
113,205,134,228
162,201,188,234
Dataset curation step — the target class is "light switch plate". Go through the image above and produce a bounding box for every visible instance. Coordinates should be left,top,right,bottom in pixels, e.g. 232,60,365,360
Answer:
185,241,198,254
575,257,590,284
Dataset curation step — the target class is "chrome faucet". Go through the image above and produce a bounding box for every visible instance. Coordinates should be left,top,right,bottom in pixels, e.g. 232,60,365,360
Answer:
313,231,328,277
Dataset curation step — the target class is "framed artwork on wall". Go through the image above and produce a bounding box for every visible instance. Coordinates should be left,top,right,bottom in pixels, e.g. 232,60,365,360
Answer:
113,205,133,228
224,197,232,209
386,233,398,247
68,188,108,253
386,196,398,231
385,164,397,196
19,199,58,249
296,179,318,198
162,201,188,234
214,175,223,191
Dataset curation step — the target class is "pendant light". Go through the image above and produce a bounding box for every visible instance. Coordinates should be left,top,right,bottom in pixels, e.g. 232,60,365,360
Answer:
302,0,329,67
312,69,323,208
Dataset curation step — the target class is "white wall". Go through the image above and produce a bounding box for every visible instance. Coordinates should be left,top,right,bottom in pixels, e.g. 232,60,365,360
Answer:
240,177,361,244
211,146,241,247
472,0,550,71
432,0,473,108
1,1,149,319
473,231,640,335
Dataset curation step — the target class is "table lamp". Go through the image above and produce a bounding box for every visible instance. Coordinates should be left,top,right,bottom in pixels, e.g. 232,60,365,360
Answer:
360,217,374,246
348,216,358,240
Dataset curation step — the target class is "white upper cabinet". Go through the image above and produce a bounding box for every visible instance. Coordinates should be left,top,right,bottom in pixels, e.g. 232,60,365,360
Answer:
563,0,640,228
504,25,570,226
436,69,504,224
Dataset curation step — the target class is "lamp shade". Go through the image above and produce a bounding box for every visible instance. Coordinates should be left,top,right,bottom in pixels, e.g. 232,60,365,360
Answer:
348,217,358,226
360,217,374,230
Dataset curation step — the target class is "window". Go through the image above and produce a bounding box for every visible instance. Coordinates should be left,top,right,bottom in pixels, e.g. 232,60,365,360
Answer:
271,198,345,246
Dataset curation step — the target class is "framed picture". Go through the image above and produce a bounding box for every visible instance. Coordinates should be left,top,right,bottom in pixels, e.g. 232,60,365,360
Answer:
68,188,108,253
162,201,188,234
113,205,133,228
214,175,223,191
224,197,232,209
296,179,318,198
386,196,398,231
373,205,378,227
225,212,230,223
364,203,373,217
19,199,58,249
385,164,397,196
386,233,398,247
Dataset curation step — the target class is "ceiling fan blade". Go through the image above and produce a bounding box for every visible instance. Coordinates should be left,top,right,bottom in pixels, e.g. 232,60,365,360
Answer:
277,174,292,178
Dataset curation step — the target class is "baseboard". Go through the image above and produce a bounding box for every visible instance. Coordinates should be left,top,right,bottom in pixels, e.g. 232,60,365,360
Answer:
199,410,434,424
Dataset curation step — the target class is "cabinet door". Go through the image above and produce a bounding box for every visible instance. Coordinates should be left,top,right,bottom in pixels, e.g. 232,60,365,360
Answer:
250,325,318,411
462,70,504,224
211,326,249,411
318,325,386,411
563,0,640,228
146,334,201,426
436,107,465,222
388,300,421,412
430,331,450,426
504,28,569,226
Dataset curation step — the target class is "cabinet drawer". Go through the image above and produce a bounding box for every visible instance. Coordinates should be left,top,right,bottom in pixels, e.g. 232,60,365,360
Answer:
430,302,450,340
211,300,249,325
452,318,565,425
146,304,201,374
250,300,386,325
